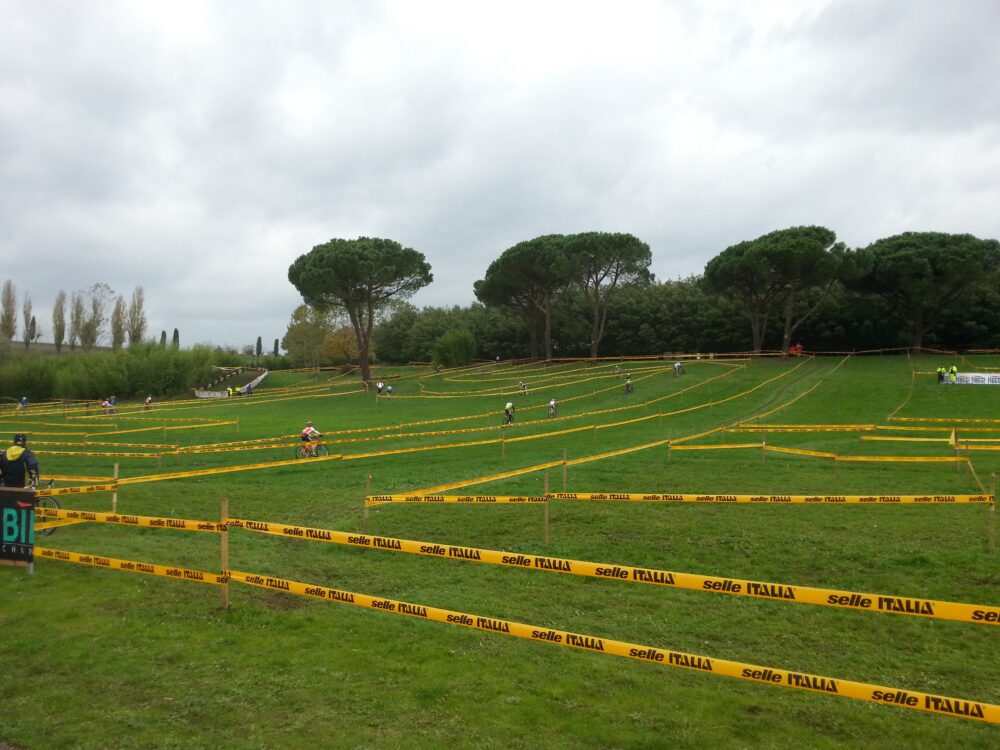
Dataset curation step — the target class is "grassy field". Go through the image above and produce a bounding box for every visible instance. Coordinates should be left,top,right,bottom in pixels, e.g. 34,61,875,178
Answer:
1,354,998,748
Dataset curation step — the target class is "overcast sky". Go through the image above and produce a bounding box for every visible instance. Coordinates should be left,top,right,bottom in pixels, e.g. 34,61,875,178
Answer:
2,0,998,348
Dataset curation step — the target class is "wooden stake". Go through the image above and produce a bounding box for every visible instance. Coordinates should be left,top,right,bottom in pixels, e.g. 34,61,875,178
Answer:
236,417,240,434
363,474,371,533
112,463,119,513
834,449,840,482
220,497,229,610
990,474,997,555
562,448,567,492
543,471,550,546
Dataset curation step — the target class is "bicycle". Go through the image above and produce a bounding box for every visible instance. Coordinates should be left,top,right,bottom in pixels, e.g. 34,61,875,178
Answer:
625,381,634,394
295,442,330,459
32,480,60,537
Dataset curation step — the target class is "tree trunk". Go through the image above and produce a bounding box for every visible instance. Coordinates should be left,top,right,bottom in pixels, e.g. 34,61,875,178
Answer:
590,299,601,359
909,315,924,351
750,313,767,353
544,305,552,360
528,319,539,359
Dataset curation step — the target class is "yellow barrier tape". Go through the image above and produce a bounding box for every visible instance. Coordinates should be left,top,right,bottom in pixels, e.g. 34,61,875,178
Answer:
116,453,342,486
414,460,567,495
91,421,237,436
366,494,547,505
729,426,875,433
836,456,966,463
32,440,174,449
671,443,762,451
46,474,116,482
36,547,226,585
36,506,224,532
860,437,951,443
228,569,1000,724
228,518,1000,626
33,450,161,458
549,492,993,504
36,483,118,497
764,446,838,459
890,417,1000,424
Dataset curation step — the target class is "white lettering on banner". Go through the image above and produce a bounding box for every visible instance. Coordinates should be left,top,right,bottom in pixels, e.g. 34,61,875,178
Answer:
952,372,1000,385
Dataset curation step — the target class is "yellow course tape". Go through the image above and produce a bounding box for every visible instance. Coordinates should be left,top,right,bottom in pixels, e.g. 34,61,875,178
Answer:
34,450,161,458
116,453,342,486
228,569,1000,724
764,446,837,459
370,492,993,505
36,547,227,585
36,507,224,533
228,517,1000,626
36,483,118,497
46,474,116,482
671,443,762,451
367,494,547,505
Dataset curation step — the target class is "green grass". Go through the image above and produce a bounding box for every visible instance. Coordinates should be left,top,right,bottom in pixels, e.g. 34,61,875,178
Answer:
1,355,998,748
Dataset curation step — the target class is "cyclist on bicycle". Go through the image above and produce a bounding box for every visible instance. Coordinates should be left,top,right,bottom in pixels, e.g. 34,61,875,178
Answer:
548,399,557,418
625,377,633,394
300,421,322,457
503,401,515,425
0,433,40,488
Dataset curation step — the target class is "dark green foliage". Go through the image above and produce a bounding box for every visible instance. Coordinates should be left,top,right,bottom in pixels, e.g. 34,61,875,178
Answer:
846,232,1000,348
431,329,476,367
273,338,279,356
288,236,432,381
255,336,263,357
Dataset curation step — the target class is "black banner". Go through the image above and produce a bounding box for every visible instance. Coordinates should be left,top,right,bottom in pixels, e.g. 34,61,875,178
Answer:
1,488,36,563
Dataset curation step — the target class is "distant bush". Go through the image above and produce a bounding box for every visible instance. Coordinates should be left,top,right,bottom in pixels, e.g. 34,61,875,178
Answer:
431,329,476,368
0,344,217,401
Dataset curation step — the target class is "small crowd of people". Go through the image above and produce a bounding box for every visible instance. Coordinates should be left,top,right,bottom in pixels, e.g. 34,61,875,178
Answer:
375,381,393,396
227,385,252,397
937,364,960,384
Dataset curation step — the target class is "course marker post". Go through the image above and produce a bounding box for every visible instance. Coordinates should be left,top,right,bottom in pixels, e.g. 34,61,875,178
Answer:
236,417,240,435
112,462,119,513
363,474,371,533
562,448,567,492
990,474,997,555
543,471,550,546
221,497,229,610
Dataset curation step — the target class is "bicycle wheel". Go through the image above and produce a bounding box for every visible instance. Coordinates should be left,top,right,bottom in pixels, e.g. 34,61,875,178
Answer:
314,444,330,457
35,496,61,537
293,445,308,459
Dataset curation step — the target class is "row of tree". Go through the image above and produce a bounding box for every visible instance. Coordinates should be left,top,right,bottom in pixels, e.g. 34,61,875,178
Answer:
0,281,151,353
285,230,1000,373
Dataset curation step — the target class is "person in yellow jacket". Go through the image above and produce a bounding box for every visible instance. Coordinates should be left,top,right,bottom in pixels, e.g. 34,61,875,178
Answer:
0,434,40,488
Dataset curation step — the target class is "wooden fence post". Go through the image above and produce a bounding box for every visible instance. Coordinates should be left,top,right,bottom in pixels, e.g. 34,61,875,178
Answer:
112,463,119,513
220,497,229,610
363,474,371,533
562,448,568,493
990,474,997,555
543,471,550,546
